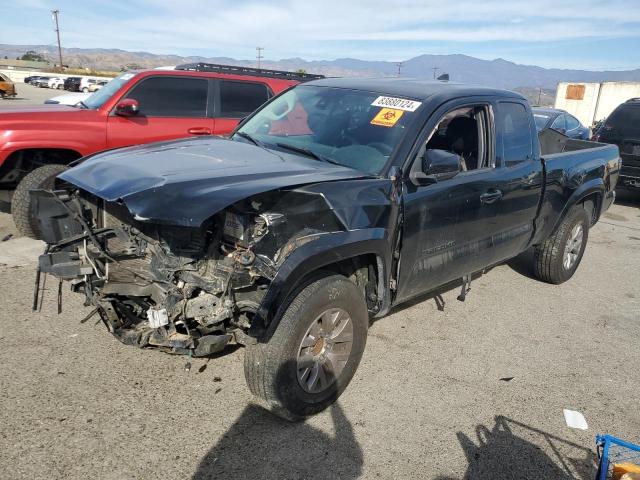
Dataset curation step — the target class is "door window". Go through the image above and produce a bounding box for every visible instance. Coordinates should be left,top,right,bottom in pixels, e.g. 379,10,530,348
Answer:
124,76,208,117
424,105,493,171
220,81,270,118
551,115,566,131
498,102,533,164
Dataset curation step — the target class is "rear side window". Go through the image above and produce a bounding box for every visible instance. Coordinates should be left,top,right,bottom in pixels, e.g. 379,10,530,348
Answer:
220,81,270,118
125,76,208,117
603,104,640,138
551,115,566,131
498,102,533,164
566,115,580,130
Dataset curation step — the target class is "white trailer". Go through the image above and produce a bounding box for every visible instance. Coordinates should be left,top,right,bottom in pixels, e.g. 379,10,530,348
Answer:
554,81,640,127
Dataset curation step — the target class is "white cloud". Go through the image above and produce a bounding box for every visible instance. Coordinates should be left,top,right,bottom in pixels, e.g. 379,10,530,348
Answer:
2,0,639,66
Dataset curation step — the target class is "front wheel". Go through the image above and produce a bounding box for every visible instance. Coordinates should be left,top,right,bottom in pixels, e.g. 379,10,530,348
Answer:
533,205,590,284
11,164,69,239
82,87,89,93
244,274,368,421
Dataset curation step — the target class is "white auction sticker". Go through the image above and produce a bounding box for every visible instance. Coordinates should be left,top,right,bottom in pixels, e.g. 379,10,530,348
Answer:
371,96,422,112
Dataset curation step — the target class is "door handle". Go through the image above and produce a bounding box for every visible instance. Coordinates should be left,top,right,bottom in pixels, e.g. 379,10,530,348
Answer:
479,189,503,205
188,127,211,135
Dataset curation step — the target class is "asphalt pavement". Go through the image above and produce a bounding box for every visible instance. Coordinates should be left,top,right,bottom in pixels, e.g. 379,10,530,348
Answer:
0,82,69,107
0,192,639,479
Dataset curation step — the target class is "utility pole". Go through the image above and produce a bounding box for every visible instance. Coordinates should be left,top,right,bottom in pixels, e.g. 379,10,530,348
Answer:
537,87,542,105
51,10,63,71
432,67,439,79
256,47,264,69
396,62,403,77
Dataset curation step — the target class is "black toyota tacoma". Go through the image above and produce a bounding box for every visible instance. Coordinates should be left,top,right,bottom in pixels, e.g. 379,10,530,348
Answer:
31,78,620,419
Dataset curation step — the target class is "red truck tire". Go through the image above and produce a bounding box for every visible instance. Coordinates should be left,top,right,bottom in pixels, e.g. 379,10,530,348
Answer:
11,164,69,239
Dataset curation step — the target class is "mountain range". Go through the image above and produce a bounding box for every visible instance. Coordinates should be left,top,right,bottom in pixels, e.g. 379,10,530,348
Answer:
3,44,640,93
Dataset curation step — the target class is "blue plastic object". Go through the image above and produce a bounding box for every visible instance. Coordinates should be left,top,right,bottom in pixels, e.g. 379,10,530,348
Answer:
596,434,640,480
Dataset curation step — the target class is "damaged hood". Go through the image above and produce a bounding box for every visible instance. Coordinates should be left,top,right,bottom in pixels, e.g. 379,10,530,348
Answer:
59,136,370,227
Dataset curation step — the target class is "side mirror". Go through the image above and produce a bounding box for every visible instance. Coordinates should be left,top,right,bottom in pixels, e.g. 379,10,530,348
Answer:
115,98,139,117
410,149,462,186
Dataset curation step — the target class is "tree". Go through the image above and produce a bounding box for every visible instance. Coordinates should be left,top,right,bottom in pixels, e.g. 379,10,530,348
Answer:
20,51,46,62
295,68,307,74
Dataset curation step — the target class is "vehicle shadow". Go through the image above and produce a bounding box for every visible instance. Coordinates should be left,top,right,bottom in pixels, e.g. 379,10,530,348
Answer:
192,361,363,480
615,189,640,208
381,270,492,320
506,247,537,280
434,415,595,480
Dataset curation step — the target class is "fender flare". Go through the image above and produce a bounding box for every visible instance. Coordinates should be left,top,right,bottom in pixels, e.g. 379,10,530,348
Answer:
550,178,604,235
253,228,391,338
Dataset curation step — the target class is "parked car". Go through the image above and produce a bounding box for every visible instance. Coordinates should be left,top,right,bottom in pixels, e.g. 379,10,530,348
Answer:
88,80,108,92
33,76,53,88
592,98,640,189
63,76,82,91
1,63,323,237
532,107,590,139
31,78,619,420
79,78,102,93
47,77,65,89
22,75,40,83
25,76,45,85
0,72,17,99
44,92,91,105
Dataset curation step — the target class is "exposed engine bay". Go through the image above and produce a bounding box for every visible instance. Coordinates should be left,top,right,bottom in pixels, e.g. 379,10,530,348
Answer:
32,186,352,357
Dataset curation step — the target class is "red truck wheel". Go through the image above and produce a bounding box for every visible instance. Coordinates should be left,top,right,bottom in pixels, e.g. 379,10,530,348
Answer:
11,164,69,239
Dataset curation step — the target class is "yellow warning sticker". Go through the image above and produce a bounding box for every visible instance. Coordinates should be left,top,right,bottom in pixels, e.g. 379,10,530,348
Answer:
371,108,404,127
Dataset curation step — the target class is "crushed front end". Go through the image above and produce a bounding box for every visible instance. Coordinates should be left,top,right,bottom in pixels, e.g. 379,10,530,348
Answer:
31,186,339,357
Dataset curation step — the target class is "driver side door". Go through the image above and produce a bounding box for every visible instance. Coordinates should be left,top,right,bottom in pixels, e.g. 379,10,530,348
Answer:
106,76,215,149
395,99,504,302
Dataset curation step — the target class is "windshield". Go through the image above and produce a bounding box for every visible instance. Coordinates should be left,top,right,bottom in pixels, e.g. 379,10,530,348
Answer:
235,85,420,175
82,72,137,109
533,113,551,131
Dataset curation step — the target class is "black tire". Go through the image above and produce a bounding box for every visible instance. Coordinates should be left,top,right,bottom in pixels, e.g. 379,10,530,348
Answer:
244,274,368,421
533,205,590,284
11,164,69,239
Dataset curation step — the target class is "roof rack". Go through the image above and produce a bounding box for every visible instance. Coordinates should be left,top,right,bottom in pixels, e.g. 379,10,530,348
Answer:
174,62,325,82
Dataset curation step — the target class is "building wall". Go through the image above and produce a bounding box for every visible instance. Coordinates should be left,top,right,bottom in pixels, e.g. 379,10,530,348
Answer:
595,83,640,122
555,81,640,126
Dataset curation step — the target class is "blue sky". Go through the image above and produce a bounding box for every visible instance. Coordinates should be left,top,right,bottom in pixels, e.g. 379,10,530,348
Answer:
3,0,640,70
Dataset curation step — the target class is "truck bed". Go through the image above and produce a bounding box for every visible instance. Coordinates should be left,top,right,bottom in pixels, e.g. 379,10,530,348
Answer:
533,129,620,246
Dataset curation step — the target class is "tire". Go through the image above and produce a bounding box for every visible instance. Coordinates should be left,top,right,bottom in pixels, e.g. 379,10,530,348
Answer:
11,164,69,239
82,87,89,93
533,205,590,284
244,274,368,421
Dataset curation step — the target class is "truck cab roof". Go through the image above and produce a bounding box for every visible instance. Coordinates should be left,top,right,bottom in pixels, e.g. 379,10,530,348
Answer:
305,77,526,102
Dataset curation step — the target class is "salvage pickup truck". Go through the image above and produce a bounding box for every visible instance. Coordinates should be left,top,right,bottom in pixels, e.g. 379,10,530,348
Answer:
32,78,620,420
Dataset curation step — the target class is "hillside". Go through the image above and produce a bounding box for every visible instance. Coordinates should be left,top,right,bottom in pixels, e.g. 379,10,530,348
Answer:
3,44,640,92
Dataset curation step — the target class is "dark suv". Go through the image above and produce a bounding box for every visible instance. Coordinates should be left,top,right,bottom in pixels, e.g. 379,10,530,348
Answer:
594,98,640,189
63,76,82,91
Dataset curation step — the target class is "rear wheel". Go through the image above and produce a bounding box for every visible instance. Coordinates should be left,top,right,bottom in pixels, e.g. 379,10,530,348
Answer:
244,274,368,421
11,164,69,239
533,205,590,284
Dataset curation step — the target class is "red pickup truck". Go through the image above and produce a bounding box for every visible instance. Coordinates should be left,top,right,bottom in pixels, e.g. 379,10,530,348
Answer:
1,63,322,237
